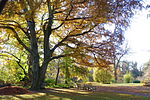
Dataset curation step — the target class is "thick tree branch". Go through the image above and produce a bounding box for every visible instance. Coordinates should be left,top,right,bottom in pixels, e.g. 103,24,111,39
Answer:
51,36,68,52
0,20,30,39
45,0,53,35
42,54,71,67
0,26,32,54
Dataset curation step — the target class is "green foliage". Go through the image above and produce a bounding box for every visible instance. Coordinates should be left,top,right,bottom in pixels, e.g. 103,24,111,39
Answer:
0,50,28,85
139,60,150,83
123,72,133,83
53,84,71,88
0,65,21,84
132,80,140,83
46,83,75,89
44,78,55,86
44,77,76,88
72,66,89,78
94,69,112,84
0,79,5,84
111,78,116,83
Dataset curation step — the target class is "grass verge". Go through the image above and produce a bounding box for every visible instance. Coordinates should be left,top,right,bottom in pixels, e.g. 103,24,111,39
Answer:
0,88,150,100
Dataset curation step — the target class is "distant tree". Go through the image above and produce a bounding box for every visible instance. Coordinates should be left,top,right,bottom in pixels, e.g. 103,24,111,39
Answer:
139,60,150,82
118,61,142,82
112,44,129,83
94,68,112,84
123,72,133,83
130,62,142,78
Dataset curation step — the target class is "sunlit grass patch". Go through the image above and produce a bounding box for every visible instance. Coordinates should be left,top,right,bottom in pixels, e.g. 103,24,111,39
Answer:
52,88,91,94
0,93,46,100
0,88,150,100
16,93,46,99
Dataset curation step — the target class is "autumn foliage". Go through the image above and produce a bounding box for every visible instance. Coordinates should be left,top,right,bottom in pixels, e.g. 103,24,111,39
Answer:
0,0,142,90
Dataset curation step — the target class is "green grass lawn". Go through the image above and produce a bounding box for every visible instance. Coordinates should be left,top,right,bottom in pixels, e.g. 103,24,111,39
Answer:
87,82,144,87
0,88,150,100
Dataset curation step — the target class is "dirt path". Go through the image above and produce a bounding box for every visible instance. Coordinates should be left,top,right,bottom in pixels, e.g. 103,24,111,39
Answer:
96,86,150,97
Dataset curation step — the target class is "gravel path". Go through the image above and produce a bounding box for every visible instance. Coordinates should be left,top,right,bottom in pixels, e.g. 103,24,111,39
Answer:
96,86,150,97
106,89,150,97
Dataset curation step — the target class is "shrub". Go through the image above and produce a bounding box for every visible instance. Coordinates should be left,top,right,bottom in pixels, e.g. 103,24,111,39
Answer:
54,84,70,88
133,80,140,83
111,78,116,83
0,79,5,84
94,69,112,84
44,78,55,86
123,73,133,83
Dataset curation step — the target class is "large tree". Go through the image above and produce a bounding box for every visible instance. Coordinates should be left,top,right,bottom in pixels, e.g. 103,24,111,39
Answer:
0,0,141,90
112,43,129,82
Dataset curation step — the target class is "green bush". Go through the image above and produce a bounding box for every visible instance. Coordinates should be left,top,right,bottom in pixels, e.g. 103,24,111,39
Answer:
46,83,72,88
54,84,71,88
111,78,116,83
0,79,5,84
123,73,133,83
44,78,55,86
133,80,140,83
94,69,112,84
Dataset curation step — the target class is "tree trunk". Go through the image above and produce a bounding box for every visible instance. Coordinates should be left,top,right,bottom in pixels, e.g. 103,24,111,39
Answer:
113,57,118,83
65,65,70,84
27,19,41,90
39,63,49,89
114,59,121,83
55,67,60,85
114,68,117,83
30,55,41,90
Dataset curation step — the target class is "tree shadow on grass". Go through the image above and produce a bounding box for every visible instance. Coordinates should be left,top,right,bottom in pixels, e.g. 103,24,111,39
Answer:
0,88,150,100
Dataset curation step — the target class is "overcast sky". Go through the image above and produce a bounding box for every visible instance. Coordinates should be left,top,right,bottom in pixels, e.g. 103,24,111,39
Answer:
124,0,150,67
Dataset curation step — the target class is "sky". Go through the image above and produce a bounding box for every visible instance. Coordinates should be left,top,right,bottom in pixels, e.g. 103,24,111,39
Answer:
124,0,150,67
